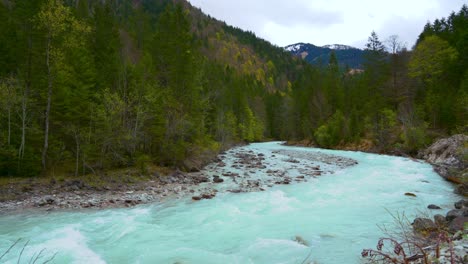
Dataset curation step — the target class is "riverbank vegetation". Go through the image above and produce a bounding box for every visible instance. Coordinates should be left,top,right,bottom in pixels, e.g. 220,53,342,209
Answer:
0,0,466,178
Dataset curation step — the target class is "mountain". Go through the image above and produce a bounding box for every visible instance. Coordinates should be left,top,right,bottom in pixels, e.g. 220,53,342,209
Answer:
284,42,365,69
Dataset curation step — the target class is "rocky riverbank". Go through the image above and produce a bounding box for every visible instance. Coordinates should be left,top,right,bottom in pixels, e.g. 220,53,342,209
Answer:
418,134,467,196
411,199,468,263
0,171,220,213
0,143,358,214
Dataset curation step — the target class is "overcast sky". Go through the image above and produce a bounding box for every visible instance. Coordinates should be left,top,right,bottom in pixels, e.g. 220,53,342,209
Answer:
187,0,467,49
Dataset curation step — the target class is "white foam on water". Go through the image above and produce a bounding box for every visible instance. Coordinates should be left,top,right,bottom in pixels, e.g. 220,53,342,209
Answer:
269,190,298,213
32,226,106,264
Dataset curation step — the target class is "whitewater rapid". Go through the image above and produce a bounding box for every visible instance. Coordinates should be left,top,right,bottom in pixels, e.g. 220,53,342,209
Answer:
0,142,461,263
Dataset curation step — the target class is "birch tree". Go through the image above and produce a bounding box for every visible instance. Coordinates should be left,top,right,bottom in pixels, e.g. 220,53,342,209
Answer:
36,0,90,171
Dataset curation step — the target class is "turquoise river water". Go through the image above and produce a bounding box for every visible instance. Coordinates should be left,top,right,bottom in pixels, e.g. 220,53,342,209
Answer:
0,142,461,263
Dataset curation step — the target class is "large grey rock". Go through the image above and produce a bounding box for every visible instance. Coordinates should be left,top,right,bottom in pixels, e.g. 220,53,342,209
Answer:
446,209,468,222
448,217,468,234
419,134,467,167
454,199,468,209
434,214,447,226
419,134,467,184
412,217,437,233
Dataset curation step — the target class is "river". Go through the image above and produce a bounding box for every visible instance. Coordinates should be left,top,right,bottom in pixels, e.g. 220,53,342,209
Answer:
0,142,461,263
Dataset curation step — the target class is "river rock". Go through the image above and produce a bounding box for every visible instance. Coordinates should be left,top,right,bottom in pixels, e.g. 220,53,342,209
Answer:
446,209,467,222
37,195,55,206
192,175,209,184
434,214,447,226
405,192,417,197
201,193,215,199
213,176,224,183
412,218,437,233
454,199,468,209
428,204,441,210
192,196,202,201
448,217,468,233
455,183,468,196
293,235,309,246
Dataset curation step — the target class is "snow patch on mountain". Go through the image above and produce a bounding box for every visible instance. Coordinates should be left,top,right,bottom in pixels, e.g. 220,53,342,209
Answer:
285,43,306,53
322,44,354,50
284,43,358,52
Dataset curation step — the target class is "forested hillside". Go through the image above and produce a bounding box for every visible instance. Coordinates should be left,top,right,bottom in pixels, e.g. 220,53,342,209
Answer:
285,43,365,69
0,0,466,177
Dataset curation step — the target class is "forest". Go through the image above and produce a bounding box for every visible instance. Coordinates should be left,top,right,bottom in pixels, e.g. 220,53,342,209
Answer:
0,0,466,177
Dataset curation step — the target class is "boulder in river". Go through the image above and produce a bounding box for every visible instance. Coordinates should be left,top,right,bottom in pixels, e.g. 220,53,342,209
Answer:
454,199,468,209
446,209,468,222
448,217,468,233
293,235,309,246
201,193,215,199
433,214,447,226
412,218,437,233
427,204,441,210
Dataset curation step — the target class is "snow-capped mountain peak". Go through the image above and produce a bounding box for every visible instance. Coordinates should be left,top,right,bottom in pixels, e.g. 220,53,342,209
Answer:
284,42,364,69
285,43,306,53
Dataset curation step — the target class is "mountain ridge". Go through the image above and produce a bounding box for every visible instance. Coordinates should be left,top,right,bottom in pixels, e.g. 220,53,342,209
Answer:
284,42,365,69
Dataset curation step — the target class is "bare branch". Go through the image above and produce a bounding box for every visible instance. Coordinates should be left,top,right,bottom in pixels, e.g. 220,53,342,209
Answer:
17,239,30,264
0,238,22,261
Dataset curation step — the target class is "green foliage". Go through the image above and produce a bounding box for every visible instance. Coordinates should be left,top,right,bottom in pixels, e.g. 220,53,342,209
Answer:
136,154,151,175
314,125,333,148
409,35,458,84
314,110,347,148
401,123,429,153
370,108,398,149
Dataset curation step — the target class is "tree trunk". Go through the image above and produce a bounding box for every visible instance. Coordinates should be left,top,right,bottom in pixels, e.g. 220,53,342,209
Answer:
19,97,26,159
19,30,33,161
42,33,52,171
7,107,11,146
74,129,80,177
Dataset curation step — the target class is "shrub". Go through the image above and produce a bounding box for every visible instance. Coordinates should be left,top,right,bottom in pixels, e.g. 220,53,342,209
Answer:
135,154,151,175
401,123,429,153
314,125,332,148
314,110,348,148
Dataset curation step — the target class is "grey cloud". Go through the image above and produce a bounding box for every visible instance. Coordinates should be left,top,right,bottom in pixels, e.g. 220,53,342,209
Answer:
190,0,343,29
259,2,343,27
188,0,467,49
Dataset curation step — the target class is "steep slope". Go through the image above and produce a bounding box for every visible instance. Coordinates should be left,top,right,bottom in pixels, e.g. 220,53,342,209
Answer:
285,42,365,69
0,0,313,175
